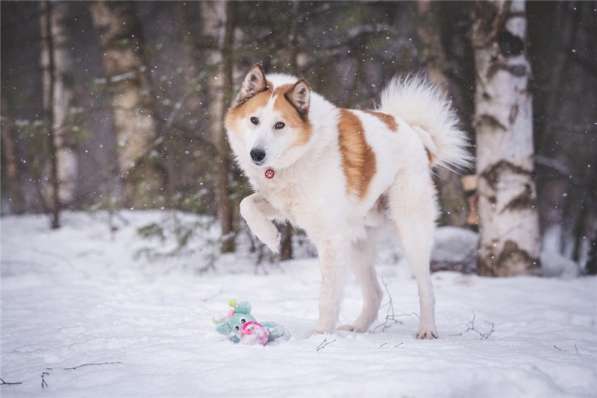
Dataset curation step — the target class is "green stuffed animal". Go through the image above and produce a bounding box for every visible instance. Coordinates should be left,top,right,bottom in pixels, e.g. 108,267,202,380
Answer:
214,299,288,345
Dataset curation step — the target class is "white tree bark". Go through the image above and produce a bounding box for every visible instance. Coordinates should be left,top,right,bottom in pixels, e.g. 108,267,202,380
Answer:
200,1,235,253
473,0,541,276
40,1,77,205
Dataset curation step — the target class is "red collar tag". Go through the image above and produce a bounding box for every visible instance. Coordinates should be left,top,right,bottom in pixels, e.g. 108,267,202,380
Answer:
264,168,275,179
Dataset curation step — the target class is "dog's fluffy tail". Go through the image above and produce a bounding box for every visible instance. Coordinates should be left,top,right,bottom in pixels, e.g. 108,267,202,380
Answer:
378,76,472,171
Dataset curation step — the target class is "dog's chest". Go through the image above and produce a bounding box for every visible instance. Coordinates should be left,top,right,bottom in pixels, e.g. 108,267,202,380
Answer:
255,174,311,225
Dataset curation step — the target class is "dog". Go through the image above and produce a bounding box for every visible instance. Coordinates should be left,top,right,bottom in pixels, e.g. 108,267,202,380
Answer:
225,65,470,338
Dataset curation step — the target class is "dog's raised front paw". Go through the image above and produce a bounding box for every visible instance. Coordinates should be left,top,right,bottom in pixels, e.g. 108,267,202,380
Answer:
263,231,281,254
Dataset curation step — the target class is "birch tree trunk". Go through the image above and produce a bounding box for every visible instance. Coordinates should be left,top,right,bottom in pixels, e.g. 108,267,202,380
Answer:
90,1,164,208
40,0,61,229
200,1,236,253
45,1,78,205
416,0,469,228
473,0,540,276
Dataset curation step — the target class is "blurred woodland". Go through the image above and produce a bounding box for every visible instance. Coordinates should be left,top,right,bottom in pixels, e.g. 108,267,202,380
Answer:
1,1,596,275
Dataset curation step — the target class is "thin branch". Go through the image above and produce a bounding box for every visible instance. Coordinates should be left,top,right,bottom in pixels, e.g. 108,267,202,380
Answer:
0,377,23,386
372,274,418,333
62,362,122,371
41,361,123,389
315,338,336,352
378,342,404,349
451,313,495,340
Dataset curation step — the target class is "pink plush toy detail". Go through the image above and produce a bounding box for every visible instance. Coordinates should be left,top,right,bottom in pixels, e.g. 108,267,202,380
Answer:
240,320,270,345
214,299,289,345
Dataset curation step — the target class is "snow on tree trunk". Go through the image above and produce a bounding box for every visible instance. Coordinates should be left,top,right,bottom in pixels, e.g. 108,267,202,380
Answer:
90,1,164,208
200,1,236,253
473,0,540,276
40,0,61,229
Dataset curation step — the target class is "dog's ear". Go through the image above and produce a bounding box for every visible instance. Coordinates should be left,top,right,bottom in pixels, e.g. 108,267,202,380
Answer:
285,79,310,117
232,64,268,107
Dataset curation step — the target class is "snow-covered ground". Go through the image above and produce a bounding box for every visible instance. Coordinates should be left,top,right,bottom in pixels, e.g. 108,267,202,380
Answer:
1,212,596,398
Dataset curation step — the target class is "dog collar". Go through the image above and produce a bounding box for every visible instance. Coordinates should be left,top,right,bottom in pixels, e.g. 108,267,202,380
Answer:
264,168,275,179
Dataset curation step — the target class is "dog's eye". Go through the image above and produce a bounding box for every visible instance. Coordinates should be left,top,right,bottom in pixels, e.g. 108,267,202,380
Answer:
274,121,285,130
240,318,246,323
235,325,240,330
250,116,259,125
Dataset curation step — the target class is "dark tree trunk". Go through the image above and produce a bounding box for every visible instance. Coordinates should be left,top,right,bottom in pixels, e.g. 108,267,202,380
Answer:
417,0,469,228
200,1,236,253
0,105,25,214
40,0,60,229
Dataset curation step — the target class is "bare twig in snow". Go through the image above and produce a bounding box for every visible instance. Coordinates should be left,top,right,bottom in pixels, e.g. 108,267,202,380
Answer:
553,344,582,355
372,274,418,333
41,361,122,389
378,342,403,349
315,338,336,352
0,377,23,385
452,314,495,340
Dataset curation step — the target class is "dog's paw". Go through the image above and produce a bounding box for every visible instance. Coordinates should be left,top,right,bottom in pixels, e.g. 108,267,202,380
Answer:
337,323,369,333
262,231,281,254
312,320,336,335
310,328,333,336
416,327,439,340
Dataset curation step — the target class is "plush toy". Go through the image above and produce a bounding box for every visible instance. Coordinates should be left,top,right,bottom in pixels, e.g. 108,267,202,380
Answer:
214,299,288,345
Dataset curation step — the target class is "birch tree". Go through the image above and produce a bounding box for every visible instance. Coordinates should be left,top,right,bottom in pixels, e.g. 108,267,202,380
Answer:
90,1,164,208
473,0,540,276
200,1,236,253
40,1,78,209
416,0,469,227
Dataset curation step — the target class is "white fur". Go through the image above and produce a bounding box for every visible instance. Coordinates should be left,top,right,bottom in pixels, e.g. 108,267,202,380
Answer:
227,72,470,338
379,76,472,171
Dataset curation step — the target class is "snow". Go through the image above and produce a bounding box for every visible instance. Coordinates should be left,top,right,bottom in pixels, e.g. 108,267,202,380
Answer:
2,212,597,397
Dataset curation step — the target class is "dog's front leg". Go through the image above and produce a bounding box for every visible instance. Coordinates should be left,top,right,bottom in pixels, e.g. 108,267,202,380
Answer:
314,240,348,333
239,193,281,253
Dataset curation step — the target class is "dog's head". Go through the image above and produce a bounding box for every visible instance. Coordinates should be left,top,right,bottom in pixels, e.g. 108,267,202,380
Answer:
225,65,312,171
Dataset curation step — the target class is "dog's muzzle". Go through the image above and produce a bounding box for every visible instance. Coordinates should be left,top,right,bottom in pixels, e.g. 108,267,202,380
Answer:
250,147,266,165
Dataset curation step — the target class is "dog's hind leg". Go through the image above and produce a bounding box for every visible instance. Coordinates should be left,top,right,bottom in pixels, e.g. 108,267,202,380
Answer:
388,168,439,339
337,236,382,333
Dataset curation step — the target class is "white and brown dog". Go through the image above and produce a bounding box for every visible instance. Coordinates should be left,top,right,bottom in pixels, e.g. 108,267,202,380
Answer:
225,65,470,338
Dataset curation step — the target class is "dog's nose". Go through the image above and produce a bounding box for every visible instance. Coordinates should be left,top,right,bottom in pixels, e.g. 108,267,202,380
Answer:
250,148,266,165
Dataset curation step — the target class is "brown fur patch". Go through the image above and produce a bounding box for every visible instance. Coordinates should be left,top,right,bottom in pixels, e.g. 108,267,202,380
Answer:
363,110,398,132
273,84,294,96
425,148,435,165
338,109,376,198
225,89,272,131
272,85,312,145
